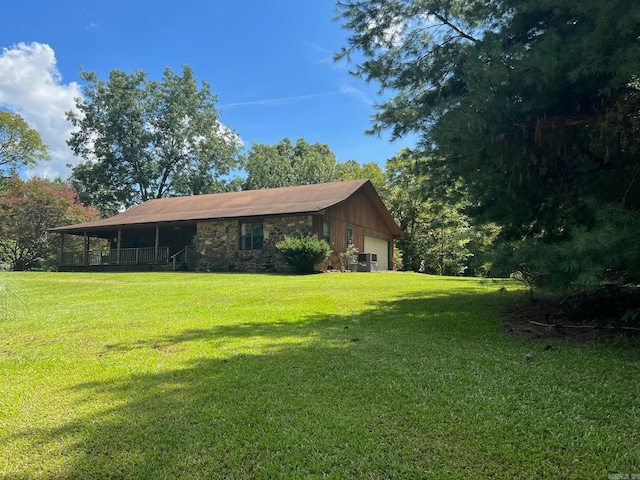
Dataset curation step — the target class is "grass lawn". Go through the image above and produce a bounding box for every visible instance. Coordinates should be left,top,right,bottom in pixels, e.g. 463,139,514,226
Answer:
0,272,638,479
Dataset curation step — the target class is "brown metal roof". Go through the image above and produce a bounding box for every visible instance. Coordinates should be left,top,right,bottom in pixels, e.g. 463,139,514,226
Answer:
50,179,403,237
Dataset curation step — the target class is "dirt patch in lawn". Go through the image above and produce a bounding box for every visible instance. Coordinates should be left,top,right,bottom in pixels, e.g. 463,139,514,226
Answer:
504,289,640,344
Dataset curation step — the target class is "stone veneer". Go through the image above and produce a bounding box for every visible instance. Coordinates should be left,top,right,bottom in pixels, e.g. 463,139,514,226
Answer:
196,215,316,272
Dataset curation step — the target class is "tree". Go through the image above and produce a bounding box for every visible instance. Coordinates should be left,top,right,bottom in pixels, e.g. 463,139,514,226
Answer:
336,159,389,202
243,138,339,190
385,148,479,274
0,177,99,270
337,0,640,287
0,110,49,176
67,66,242,215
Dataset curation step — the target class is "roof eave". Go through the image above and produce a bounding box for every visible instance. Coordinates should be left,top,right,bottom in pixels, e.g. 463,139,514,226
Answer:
48,209,330,236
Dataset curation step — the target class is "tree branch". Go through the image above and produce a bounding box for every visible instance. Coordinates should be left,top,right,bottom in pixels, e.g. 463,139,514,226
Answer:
621,164,640,207
431,12,479,43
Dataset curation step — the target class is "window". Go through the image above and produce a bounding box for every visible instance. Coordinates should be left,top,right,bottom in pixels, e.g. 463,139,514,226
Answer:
240,222,263,250
322,220,331,244
346,226,353,247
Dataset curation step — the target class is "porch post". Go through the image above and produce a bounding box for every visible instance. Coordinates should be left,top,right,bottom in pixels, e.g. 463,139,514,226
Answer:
83,232,89,266
155,226,159,262
117,229,122,265
60,233,65,266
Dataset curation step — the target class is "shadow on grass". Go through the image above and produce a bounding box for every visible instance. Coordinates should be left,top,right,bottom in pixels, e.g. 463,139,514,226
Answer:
9,287,589,478
100,285,518,354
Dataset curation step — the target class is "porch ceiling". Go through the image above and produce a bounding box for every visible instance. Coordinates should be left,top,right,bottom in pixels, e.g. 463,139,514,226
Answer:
53,220,199,237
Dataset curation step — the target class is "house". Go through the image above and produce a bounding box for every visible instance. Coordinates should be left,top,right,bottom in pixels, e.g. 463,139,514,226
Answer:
49,179,403,272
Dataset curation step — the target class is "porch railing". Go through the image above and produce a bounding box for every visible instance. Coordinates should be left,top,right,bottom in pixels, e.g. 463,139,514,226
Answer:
169,245,199,270
185,245,198,268
60,247,170,267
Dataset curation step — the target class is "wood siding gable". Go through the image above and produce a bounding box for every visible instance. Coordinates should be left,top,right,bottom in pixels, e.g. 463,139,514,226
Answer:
323,189,397,255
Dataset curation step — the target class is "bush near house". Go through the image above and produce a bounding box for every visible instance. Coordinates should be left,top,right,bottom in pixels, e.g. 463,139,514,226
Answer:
276,235,331,273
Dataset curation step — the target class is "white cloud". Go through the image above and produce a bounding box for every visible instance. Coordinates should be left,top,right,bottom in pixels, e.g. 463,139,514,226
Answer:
219,91,338,108
339,84,374,106
303,41,335,66
367,13,407,49
214,121,244,150
0,42,81,179
0,43,243,180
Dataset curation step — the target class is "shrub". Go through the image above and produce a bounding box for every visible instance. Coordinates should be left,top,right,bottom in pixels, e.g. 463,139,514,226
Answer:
276,235,331,273
508,201,640,329
513,202,640,292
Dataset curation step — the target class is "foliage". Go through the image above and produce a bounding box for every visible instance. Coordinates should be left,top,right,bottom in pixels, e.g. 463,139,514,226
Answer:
385,148,492,275
336,159,389,202
275,234,331,273
0,177,99,270
505,201,640,322
422,203,474,276
336,0,640,285
243,138,340,190
1,272,638,478
67,66,242,215
0,110,49,176
621,307,640,328
338,241,358,270
464,222,503,277
242,138,390,206
512,201,640,290
384,149,426,271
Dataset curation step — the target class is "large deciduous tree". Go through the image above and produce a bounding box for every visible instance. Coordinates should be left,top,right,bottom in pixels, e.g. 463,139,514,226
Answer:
337,0,640,288
243,138,339,190
385,148,493,275
67,66,242,215
336,159,389,202
0,110,49,176
0,177,99,270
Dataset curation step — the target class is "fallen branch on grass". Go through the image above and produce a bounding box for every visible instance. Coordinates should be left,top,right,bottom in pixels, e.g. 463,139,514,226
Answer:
529,321,640,332
529,321,595,329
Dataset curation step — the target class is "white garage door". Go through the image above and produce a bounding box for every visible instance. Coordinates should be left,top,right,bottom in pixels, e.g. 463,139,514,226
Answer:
364,235,390,271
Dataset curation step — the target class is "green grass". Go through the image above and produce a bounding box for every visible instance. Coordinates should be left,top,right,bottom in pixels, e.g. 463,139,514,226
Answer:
0,272,638,479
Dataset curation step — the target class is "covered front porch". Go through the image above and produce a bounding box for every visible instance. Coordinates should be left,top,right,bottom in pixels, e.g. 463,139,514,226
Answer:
53,222,200,271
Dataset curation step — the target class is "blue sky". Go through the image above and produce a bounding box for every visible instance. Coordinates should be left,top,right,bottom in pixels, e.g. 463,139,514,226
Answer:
0,0,416,179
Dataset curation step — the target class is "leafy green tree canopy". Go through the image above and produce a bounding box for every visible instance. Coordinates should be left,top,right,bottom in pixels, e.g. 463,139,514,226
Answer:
337,0,640,287
336,0,640,232
0,177,99,270
385,148,485,275
67,66,242,215
336,159,388,202
0,110,49,176
243,138,340,190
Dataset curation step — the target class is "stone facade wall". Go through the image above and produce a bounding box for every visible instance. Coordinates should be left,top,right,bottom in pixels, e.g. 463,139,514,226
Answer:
195,220,238,272
196,215,315,272
318,251,345,272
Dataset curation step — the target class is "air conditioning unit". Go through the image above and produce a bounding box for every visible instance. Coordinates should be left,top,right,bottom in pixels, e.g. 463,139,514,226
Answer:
357,252,378,272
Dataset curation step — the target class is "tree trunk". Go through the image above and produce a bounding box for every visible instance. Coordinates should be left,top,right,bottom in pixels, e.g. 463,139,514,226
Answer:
12,258,27,271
